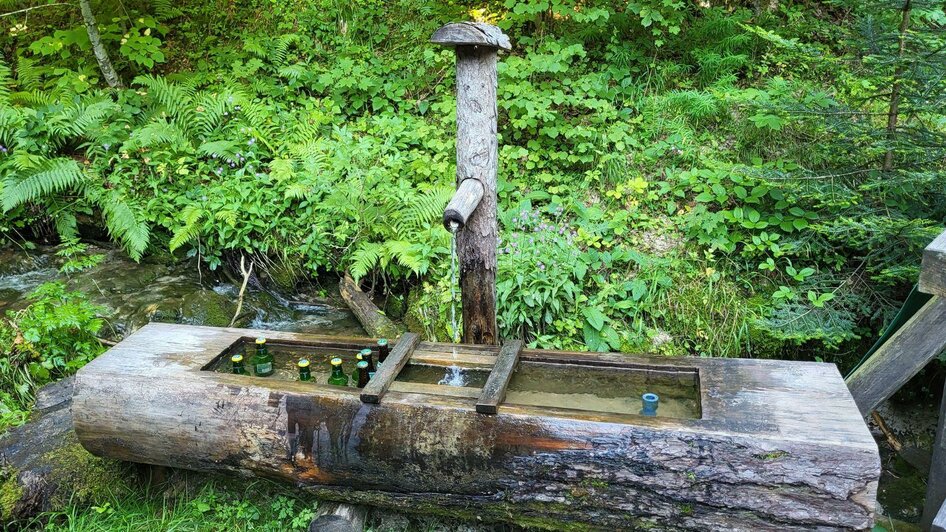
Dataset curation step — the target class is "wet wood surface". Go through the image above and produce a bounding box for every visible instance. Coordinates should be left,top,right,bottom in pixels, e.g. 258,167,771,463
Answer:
476,340,522,414
359,332,419,404
73,323,879,531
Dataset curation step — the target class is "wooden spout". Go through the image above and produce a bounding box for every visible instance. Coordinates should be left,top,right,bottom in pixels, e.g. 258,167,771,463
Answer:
443,178,484,230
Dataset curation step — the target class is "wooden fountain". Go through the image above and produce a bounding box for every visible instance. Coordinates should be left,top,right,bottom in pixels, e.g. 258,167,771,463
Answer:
72,23,879,531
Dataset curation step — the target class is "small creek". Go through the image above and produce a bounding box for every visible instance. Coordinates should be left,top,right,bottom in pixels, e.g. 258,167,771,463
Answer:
0,245,364,338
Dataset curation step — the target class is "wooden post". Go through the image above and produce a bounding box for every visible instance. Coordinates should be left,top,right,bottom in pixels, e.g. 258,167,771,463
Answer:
921,229,946,530
432,23,510,346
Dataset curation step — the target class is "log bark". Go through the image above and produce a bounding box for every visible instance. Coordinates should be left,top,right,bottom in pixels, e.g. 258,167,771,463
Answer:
73,323,880,531
339,274,403,339
453,44,499,345
442,179,484,230
920,229,946,297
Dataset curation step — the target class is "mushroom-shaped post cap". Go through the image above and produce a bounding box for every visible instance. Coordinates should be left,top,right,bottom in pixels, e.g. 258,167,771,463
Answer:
431,22,511,51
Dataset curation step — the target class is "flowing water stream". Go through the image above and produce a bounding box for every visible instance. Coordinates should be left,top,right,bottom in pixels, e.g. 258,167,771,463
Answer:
441,222,468,387
0,245,363,338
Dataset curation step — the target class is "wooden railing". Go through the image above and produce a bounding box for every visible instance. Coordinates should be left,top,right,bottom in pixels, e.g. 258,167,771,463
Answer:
845,228,946,531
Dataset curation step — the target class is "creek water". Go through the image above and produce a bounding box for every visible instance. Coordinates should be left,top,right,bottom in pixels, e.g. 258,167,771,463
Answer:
0,245,363,338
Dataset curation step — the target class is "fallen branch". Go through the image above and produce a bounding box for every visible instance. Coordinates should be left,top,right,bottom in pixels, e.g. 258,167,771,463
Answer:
871,410,902,452
339,274,403,338
229,255,254,327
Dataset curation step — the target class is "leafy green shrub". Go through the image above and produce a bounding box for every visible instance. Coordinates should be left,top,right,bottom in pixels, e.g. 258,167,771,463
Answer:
0,282,104,411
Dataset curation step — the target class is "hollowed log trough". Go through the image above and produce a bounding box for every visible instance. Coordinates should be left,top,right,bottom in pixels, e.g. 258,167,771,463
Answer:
73,323,879,530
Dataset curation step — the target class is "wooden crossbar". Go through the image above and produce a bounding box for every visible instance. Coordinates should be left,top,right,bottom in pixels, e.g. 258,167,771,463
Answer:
360,333,420,404
476,340,523,414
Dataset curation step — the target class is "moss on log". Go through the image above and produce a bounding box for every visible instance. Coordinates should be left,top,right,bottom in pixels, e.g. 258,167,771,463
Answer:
0,377,129,525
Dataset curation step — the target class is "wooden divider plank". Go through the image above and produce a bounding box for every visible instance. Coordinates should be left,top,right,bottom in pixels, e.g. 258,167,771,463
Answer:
845,296,946,416
476,340,523,414
360,333,420,404
920,229,946,297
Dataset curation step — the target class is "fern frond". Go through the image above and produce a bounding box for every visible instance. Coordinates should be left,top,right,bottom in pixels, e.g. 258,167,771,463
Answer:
349,242,382,282
151,0,183,19
270,34,301,65
169,204,204,252
192,90,243,138
100,195,150,261
277,63,308,82
126,120,190,149
214,209,237,226
1,157,85,212
15,56,42,92
384,240,423,273
197,140,240,161
0,61,12,103
133,74,196,119
388,185,452,234
53,210,78,240
10,89,52,107
52,98,118,138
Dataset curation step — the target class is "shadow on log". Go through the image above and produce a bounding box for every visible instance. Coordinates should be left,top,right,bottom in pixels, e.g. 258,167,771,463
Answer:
339,274,403,339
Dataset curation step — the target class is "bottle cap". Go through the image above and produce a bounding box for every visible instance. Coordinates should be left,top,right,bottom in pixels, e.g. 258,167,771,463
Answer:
330,357,343,366
255,337,267,345
231,354,243,363
297,358,310,368
356,353,363,360
377,338,388,346
356,360,369,369
360,348,372,356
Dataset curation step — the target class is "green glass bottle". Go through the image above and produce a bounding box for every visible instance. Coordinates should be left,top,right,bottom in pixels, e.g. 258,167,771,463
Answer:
230,353,247,375
377,338,389,363
355,360,370,388
359,348,376,377
297,358,311,381
327,357,349,386
251,337,274,377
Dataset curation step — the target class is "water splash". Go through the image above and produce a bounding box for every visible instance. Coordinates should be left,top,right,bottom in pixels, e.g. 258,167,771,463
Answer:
438,347,468,386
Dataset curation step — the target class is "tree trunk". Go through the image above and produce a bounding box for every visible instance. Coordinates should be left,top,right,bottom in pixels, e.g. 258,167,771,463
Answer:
79,0,122,88
883,0,911,172
454,45,499,346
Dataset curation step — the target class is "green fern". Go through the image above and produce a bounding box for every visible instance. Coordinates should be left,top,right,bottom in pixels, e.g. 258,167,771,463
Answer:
101,195,150,261
126,120,190,149
14,56,42,92
169,205,205,252
133,74,197,122
0,61,12,104
349,242,383,282
1,158,86,212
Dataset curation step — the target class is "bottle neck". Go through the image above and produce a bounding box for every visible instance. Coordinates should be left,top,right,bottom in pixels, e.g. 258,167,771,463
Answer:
331,366,344,377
